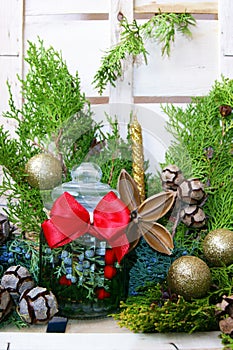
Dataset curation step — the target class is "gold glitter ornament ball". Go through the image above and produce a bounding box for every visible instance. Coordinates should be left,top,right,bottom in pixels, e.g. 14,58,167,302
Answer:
167,256,211,300
203,228,233,266
25,153,62,190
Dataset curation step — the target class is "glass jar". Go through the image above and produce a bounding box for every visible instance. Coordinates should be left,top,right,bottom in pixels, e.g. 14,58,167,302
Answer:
40,163,130,319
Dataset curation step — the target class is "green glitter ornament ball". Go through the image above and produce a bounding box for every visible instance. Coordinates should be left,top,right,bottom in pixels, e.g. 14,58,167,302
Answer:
203,228,233,266
25,153,63,190
167,256,211,300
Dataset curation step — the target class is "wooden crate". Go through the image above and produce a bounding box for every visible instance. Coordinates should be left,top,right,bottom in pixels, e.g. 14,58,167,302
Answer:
1,0,233,117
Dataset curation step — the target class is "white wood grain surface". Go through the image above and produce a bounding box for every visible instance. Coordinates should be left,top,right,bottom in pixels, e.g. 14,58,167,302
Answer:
23,18,110,97
23,17,218,99
25,0,110,15
0,331,223,350
0,0,23,118
135,0,218,13
219,0,233,78
134,19,218,97
0,0,22,55
109,0,134,103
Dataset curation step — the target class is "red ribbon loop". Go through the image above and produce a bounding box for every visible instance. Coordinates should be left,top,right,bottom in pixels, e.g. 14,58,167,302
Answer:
42,191,130,262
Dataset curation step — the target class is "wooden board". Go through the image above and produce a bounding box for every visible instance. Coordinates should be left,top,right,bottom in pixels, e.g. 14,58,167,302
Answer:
25,0,110,15
0,0,22,55
134,0,218,14
23,17,110,97
219,0,233,78
0,56,21,123
133,19,218,97
23,16,218,100
0,318,223,350
109,0,134,103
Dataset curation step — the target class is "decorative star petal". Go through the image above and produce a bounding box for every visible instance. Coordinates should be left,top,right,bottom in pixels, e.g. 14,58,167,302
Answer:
117,169,175,255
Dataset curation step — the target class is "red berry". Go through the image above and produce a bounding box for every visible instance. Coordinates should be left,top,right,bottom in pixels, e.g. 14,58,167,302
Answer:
96,288,110,300
105,249,117,265
104,265,117,279
59,275,72,286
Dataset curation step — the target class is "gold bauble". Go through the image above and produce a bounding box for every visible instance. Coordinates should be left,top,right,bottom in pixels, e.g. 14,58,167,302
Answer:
25,153,62,190
167,256,211,300
203,228,233,266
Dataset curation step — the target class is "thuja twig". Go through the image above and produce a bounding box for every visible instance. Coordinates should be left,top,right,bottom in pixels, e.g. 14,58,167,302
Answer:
93,13,196,95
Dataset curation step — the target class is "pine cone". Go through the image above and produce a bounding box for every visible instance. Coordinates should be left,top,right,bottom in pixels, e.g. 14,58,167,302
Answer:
161,165,184,191
177,178,206,205
0,213,11,245
180,205,206,228
219,105,232,117
19,286,58,324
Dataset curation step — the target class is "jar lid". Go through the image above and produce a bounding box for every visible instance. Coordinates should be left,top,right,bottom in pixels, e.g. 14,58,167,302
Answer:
50,162,119,211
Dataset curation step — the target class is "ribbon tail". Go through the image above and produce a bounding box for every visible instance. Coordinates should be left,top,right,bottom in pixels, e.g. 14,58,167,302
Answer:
113,243,129,264
108,232,130,263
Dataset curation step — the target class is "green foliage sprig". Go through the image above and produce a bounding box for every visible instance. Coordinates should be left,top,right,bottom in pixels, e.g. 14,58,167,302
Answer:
0,310,28,330
87,114,133,188
115,263,233,333
114,77,233,336
221,333,233,349
162,76,233,232
93,13,196,94
113,283,218,333
0,39,97,234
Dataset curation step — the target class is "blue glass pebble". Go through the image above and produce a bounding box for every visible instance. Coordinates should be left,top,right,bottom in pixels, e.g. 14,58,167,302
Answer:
14,247,21,253
82,260,90,269
95,248,105,256
25,252,31,259
66,267,72,274
85,250,95,258
71,276,77,283
61,250,69,259
78,253,85,261
64,257,72,266
90,263,95,272
75,264,83,272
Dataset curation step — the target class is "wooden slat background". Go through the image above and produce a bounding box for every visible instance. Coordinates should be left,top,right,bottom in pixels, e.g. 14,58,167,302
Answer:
1,0,233,200
21,0,220,103
134,0,218,14
0,0,224,116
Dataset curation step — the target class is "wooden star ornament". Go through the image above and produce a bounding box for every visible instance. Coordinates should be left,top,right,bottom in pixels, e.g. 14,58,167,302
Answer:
117,169,176,255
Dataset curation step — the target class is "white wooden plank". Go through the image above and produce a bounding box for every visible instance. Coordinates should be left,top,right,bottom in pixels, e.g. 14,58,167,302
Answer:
0,331,222,350
109,0,134,103
133,20,218,97
135,0,218,14
219,0,233,56
25,0,110,15
0,0,23,55
218,0,233,78
0,56,21,122
23,18,110,97
219,56,233,79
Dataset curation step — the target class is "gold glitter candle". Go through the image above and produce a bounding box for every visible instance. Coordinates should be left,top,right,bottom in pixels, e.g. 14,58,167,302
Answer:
130,116,145,202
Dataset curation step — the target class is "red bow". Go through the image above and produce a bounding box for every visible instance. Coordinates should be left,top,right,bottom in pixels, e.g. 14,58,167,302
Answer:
42,191,130,263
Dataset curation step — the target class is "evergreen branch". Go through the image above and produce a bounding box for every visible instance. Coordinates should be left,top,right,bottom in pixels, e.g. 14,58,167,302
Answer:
141,13,195,56
93,17,147,95
93,13,196,95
